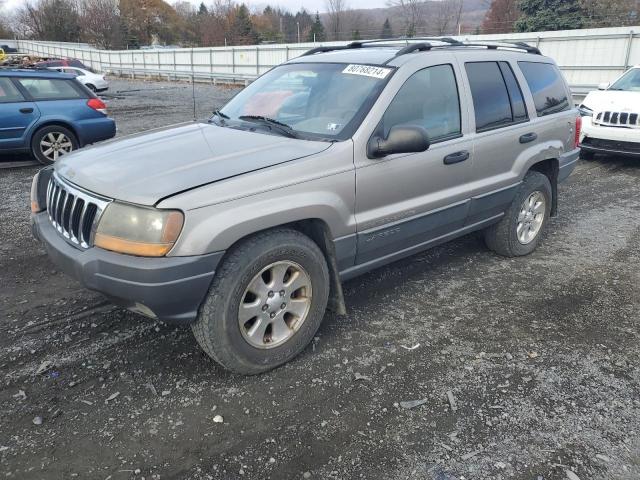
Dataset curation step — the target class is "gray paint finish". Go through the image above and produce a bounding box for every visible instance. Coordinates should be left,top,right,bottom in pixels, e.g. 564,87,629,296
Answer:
55,122,332,206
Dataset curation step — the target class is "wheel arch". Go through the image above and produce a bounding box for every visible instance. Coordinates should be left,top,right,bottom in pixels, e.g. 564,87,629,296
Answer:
215,218,347,317
528,158,559,216
30,120,82,148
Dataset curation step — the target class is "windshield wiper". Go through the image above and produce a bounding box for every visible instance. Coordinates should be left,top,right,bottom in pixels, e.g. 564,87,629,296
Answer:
210,109,230,125
238,115,298,138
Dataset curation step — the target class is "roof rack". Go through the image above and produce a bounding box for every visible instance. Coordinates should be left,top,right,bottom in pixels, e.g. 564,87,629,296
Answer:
301,37,541,58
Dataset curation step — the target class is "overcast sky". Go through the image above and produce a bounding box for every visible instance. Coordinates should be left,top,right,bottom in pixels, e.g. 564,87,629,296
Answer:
0,0,391,15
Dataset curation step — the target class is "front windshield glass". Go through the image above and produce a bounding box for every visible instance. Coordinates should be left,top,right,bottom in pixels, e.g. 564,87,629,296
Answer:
610,68,640,91
217,62,394,140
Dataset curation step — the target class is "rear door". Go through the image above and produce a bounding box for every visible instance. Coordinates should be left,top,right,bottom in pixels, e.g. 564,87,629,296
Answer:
460,59,536,224
0,77,40,151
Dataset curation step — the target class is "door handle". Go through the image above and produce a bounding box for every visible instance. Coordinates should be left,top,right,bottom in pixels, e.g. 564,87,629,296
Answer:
443,150,470,165
519,132,537,144
19,108,34,114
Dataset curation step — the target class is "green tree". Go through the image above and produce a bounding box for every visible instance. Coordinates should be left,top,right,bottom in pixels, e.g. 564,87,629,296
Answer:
232,4,258,45
515,0,585,32
198,2,208,15
380,18,393,38
307,12,326,42
351,29,361,40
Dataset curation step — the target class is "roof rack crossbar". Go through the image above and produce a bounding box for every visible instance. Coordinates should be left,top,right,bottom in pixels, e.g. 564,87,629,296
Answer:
394,42,433,57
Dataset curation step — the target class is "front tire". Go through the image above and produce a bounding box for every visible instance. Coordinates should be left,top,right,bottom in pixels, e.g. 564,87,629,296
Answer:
484,171,552,257
192,229,330,375
31,125,78,165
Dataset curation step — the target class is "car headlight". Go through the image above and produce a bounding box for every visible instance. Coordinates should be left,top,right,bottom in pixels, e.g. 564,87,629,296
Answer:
578,105,593,117
30,167,53,213
95,203,184,257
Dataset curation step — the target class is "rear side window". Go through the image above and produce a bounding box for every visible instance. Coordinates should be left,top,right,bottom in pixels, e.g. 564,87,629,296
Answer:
0,78,25,103
498,62,527,122
518,62,570,116
466,61,528,132
17,78,83,101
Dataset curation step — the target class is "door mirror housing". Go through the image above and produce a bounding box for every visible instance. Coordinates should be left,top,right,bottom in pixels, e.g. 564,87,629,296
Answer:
598,82,610,90
368,125,430,158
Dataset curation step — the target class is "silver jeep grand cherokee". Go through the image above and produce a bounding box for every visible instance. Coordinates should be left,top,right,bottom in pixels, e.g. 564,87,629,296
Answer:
31,39,580,374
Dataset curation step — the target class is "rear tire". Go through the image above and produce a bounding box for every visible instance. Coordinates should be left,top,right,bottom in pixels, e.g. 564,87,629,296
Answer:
483,171,552,257
31,125,79,165
192,229,330,375
86,84,97,93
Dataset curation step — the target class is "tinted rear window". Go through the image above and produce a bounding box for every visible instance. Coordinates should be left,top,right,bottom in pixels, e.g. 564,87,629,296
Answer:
0,78,24,103
17,78,83,101
518,62,570,116
465,62,513,132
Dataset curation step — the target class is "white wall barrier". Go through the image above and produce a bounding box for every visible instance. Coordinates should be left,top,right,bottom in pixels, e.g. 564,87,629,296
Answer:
3,26,639,93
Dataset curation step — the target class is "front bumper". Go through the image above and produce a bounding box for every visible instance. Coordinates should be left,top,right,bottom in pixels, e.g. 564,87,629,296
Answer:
580,116,640,157
32,212,223,324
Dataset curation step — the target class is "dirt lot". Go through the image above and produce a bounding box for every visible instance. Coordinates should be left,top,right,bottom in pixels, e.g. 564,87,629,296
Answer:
1,78,639,480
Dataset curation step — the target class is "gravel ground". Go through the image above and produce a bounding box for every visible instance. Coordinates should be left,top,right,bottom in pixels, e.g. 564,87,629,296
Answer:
1,78,639,480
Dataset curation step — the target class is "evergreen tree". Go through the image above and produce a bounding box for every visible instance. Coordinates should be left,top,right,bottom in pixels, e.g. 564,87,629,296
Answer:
307,12,326,42
198,2,208,15
515,0,585,32
351,29,362,40
232,4,258,44
380,18,393,38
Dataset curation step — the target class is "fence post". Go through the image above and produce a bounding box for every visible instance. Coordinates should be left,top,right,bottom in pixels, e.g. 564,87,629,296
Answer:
232,47,235,74
625,30,634,70
173,49,177,81
285,45,289,61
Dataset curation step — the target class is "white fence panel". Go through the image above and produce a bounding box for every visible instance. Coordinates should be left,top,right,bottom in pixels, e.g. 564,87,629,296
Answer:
4,26,639,90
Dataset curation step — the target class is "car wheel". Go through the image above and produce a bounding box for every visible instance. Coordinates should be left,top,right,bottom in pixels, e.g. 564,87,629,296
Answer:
31,126,79,165
579,149,595,160
483,171,552,257
86,84,97,93
192,228,330,375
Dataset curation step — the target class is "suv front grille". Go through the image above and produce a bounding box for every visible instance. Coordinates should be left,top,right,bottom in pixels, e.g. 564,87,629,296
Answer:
46,174,111,249
593,111,640,129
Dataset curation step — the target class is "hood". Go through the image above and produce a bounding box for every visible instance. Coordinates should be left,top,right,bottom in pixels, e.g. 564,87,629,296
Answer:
582,90,640,113
55,122,332,206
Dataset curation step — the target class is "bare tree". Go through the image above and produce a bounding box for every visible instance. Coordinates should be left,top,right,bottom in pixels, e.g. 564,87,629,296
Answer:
433,0,464,35
387,0,425,37
16,0,81,42
78,0,123,48
326,0,348,40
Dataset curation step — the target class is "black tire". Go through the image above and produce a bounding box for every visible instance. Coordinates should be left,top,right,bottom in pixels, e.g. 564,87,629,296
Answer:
579,149,595,160
192,229,330,375
86,84,97,93
483,171,552,257
31,125,79,165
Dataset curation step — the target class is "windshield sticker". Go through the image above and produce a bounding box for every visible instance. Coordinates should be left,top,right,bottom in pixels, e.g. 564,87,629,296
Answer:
342,64,392,79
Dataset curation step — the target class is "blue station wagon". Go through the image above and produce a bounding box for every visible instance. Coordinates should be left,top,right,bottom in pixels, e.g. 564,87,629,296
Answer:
0,70,116,164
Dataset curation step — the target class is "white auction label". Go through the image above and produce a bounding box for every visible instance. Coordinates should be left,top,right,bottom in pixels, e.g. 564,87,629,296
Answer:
342,64,392,79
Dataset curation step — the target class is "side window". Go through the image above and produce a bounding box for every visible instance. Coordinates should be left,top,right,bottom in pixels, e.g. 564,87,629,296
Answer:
381,64,461,142
518,61,570,116
16,78,83,101
0,78,25,103
499,62,528,122
465,62,514,132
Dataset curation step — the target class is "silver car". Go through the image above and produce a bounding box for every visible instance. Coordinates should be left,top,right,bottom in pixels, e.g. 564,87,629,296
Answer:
31,39,580,374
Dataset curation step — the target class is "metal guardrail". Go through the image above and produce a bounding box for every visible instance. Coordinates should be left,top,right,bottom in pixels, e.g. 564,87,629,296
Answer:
104,67,257,85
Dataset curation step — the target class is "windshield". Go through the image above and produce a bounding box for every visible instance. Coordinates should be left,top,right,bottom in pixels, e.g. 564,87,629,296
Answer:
610,68,640,91
217,62,394,140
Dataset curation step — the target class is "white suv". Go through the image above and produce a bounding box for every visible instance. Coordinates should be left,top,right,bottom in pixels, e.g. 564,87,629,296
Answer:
579,66,640,159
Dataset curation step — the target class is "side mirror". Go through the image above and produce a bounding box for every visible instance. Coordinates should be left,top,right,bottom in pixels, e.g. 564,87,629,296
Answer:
368,125,430,158
598,82,610,91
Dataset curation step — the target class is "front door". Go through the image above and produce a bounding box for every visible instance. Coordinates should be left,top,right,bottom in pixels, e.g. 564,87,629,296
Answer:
0,77,40,151
353,61,475,266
